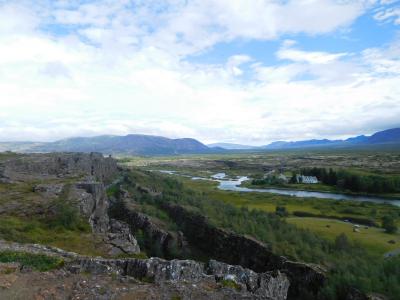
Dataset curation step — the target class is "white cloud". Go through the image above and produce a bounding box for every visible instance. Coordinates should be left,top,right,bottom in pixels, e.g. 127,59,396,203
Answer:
226,55,253,76
374,6,400,24
0,0,399,145
277,47,348,64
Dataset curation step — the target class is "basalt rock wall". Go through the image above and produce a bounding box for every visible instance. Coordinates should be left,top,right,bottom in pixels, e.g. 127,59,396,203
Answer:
162,203,326,298
0,152,118,182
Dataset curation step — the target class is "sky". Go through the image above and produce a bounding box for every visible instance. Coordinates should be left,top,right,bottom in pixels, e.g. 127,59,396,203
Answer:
1,0,400,145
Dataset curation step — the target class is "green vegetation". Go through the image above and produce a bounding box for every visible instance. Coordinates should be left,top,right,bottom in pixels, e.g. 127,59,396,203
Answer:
275,205,289,217
382,215,398,234
0,251,64,271
221,279,241,291
49,199,89,231
287,218,398,255
0,216,104,257
118,169,400,299
300,167,400,194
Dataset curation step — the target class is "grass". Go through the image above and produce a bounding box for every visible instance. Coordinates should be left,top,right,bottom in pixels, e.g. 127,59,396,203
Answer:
185,177,399,220
0,251,64,271
221,279,241,290
0,216,106,257
115,252,148,259
176,176,400,255
244,181,339,193
287,217,400,255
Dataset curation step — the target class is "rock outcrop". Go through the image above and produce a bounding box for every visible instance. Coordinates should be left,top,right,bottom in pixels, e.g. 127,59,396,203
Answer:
70,180,141,255
107,219,140,256
207,260,290,299
71,257,290,299
0,239,290,299
0,152,139,256
162,203,326,298
0,152,117,183
109,199,177,257
73,181,110,233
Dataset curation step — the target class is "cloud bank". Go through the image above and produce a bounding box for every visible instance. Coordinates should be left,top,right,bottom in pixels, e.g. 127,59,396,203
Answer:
0,0,399,145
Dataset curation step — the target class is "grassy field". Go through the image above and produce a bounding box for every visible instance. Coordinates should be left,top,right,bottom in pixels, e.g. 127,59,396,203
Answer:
287,217,399,255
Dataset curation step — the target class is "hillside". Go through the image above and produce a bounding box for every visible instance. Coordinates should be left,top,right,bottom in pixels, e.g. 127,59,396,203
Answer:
207,143,256,150
262,128,400,150
31,134,210,155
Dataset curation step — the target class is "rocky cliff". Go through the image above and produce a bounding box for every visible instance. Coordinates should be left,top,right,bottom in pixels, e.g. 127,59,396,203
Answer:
0,239,290,299
161,203,326,298
0,152,117,183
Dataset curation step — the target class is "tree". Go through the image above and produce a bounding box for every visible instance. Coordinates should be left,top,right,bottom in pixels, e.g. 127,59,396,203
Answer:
290,172,297,184
334,233,350,251
382,216,398,234
275,206,288,217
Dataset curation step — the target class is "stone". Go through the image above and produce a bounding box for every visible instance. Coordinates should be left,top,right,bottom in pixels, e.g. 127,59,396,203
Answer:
110,201,176,257
106,219,140,255
0,263,20,275
34,184,64,197
72,181,110,233
206,260,289,300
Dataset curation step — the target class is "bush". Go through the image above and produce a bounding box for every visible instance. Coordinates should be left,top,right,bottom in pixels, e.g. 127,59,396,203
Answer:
0,251,64,271
334,233,350,251
49,198,87,231
382,215,398,234
275,206,289,217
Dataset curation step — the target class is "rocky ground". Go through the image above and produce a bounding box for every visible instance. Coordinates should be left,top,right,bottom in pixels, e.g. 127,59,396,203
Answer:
0,239,289,300
0,263,256,300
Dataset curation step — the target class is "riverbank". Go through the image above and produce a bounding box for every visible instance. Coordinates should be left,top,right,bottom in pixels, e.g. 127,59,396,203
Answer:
241,181,400,201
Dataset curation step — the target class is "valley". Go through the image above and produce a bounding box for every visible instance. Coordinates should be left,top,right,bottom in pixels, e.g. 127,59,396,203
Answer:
0,150,399,299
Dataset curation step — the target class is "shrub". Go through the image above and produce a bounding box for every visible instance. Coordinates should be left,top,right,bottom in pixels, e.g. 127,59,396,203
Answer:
275,206,289,217
0,251,64,271
382,215,398,234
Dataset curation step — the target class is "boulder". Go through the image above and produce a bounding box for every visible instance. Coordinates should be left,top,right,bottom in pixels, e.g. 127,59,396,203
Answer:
206,260,289,300
106,219,140,255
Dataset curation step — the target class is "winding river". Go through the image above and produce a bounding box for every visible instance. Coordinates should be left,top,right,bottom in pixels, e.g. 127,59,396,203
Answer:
156,170,400,207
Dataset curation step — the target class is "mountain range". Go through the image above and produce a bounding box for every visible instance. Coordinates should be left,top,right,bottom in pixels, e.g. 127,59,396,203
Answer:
0,135,211,155
212,128,400,150
0,128,399,155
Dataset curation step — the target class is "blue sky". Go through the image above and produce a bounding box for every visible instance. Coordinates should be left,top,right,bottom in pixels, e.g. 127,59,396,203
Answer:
0,0,400,145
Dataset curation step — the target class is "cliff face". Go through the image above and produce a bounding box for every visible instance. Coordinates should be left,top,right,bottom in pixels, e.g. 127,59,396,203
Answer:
0,152,118,183
70,180,141,256
0,152,139,257
0,239,290,300
162,203,326,298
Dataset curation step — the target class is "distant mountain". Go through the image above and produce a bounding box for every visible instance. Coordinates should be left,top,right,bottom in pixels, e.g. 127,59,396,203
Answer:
1,127,400,155
264,139,341,150
344,135,368,144
207,143,256,150
27,134,211,155
0,142,45,152
263,128,400,150
367,128,400,144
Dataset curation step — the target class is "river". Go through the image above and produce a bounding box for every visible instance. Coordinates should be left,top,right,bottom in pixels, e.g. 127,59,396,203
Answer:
155,170,400,207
